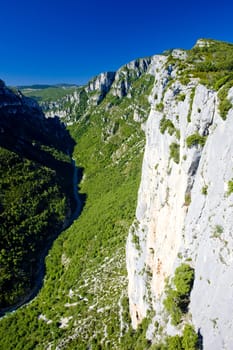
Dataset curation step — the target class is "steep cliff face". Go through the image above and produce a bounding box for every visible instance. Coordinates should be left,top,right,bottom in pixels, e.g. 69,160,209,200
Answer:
86,71,116,103
111,58,151,98
126,40,233,349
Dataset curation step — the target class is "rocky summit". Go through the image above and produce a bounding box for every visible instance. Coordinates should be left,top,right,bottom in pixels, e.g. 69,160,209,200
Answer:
1,39,233,349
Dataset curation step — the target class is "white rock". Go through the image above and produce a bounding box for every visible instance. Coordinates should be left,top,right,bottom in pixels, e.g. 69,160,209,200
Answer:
126,52,233,349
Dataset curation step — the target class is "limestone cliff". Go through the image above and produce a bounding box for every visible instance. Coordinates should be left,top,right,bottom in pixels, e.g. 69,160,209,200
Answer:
126,39,233,349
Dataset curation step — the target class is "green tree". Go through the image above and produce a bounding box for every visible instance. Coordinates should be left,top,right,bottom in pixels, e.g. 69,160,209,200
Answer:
173,264,195,296
167,335,183,350
182,325,199,350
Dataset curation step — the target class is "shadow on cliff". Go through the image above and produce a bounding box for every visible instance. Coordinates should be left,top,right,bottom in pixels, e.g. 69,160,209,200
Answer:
198,329,203,350
0,112,86,316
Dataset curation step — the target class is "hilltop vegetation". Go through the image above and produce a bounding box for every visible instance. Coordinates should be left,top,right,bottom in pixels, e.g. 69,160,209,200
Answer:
174,39,233,118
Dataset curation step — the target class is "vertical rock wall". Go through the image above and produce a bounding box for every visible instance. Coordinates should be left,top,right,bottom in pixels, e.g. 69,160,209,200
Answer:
126,53,233,349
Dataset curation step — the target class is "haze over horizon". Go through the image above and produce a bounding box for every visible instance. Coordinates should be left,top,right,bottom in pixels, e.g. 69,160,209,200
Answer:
1,0,233,86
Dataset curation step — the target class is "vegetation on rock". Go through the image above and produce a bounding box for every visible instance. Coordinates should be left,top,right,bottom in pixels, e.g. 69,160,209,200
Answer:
163,264,195,325
169,142,180,164
160,115,176,135
186,133,206,148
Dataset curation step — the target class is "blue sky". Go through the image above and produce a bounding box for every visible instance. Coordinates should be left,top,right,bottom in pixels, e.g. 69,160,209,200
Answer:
0,0,232,86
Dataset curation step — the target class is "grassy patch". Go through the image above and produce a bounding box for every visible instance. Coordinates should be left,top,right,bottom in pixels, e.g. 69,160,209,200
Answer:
21,85,79,102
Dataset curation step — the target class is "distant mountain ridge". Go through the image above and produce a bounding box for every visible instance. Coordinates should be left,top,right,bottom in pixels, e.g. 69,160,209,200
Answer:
17,83,79,90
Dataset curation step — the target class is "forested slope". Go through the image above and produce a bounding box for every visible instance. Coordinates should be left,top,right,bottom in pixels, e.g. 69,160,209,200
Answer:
0,81,77,312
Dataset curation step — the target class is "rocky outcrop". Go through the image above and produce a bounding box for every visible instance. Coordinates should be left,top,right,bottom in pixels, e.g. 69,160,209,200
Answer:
111,58,151,98
86,72,115,104
38,60,152,122
41,89,86,122
126,47,233,349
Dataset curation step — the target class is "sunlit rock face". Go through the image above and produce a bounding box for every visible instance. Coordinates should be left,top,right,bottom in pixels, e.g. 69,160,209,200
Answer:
126,50,233,349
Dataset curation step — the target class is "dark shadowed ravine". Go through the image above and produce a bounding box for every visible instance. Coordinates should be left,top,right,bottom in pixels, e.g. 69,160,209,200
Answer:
0,161,84,318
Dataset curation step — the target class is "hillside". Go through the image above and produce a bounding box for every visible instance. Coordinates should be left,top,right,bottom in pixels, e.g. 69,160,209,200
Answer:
1,38,233,349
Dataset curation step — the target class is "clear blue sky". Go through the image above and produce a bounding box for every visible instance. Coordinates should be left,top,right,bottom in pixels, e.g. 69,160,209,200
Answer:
0,0,232,86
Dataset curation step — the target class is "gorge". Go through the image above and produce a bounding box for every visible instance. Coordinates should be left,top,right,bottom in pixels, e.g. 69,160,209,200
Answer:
1,38,233,349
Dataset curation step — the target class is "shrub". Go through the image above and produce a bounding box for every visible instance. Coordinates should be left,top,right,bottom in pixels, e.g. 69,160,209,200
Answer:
184,193,191,206
159,116,175,135
177,93,186,102
173,264,195,296
201,185,208,195
163,264,195,325
163,288,183,325
211,225,223,238
132,232,140,250
186,133,206,148
169,143,180,164
156,102,164,112
182,324,199,350
175,129,181,140
227,180,233,195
